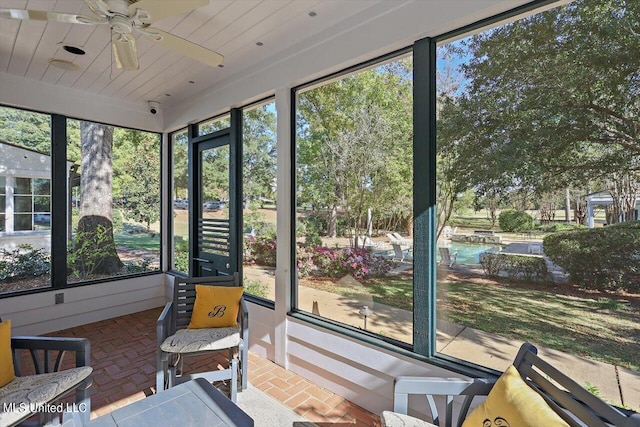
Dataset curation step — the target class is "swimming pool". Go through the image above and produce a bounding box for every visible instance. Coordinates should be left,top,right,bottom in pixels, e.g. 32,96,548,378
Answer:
438,242,501,265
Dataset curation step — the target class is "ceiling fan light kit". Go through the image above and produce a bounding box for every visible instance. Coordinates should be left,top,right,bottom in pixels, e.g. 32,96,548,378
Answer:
0,0,224,72
48,58,82,72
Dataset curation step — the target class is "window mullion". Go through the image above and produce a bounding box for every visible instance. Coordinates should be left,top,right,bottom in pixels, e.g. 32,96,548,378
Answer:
412,37,437,357
51,114,67,289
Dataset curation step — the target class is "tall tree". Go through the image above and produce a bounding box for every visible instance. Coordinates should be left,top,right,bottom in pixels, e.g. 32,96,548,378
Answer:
439,0,640,221
243,106,277,203
113,130,161,231
74,122,123,274
297,60,413,239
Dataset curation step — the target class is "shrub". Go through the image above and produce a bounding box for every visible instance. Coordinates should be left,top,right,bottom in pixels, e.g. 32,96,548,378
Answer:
0,244,50,281
543,221,640,291
479,253,551,283
538,222,586,233
174,239,189,272
249,237,277,267
499,210,534,232
309,246,394,280
296,245,315,278
243,278,269,298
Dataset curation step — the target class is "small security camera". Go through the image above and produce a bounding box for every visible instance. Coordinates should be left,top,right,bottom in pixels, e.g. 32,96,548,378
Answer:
148,101,160,115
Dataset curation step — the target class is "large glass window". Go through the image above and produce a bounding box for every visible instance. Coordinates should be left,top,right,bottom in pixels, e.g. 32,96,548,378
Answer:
66,119,161,284
171,129,189,274
295,55,414,343
435,0,638,402
0,106,52,293
198,114,231,136
242,100,277,301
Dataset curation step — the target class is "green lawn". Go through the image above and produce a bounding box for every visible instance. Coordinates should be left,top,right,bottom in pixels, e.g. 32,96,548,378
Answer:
114,233,160,252
301,275,639,370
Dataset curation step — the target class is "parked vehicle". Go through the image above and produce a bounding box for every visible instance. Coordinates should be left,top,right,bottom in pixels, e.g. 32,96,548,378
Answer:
173,199,188,209
203,201,226,211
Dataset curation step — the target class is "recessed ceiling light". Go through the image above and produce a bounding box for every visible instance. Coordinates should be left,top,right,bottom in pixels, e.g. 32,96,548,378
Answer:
256,42,264,46
48,58,81,71
308,11,317,17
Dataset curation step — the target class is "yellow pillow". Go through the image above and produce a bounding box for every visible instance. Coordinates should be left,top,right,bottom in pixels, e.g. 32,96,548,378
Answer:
0,319,16,387
462,365,569,427
188,285,244,329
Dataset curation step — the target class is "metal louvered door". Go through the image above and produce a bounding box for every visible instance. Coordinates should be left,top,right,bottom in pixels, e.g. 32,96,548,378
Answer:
193,132,235,276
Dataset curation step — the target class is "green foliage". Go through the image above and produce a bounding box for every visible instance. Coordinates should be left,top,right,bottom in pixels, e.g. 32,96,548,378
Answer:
0,106,51,153
243,105,277,203
479,253,551,282
113,131,161,230
0,245,50,281
305,246,394,280
122,258,153,274
297,59,413,238
440,0,640,197
499,210,534,232
244,210,274,237
543,221,640,291
174,239,189,273
247,238,277,267
243,278,269,298
68,224,119,279
538,222,587,233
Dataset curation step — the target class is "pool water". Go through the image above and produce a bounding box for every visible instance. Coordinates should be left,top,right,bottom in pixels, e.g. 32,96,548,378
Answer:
438,242,501,265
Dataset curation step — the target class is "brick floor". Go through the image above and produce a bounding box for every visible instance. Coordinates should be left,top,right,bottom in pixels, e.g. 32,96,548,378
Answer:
27,308,381,426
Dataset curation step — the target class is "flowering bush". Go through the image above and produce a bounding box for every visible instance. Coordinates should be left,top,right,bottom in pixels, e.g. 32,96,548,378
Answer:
304,245,394,280
296,245,315,277
247,237,276,267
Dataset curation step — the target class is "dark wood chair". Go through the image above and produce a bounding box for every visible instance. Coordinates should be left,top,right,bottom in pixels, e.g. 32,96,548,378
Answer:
156,274,248,402
0,322,92,427
383,343,640,427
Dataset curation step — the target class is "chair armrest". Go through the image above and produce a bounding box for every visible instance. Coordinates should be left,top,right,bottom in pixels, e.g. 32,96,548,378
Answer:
11,336,90,374
393,376,495,426
157,301,174,346
239,296,249,337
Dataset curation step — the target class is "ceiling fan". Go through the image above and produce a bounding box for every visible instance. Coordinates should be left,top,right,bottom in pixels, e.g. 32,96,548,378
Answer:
0,0,223,71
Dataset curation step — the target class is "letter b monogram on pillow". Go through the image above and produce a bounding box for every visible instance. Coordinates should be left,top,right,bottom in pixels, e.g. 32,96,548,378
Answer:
189,286,244,329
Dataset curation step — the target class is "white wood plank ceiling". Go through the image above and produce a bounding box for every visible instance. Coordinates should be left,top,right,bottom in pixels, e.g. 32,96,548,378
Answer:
0,0,379,110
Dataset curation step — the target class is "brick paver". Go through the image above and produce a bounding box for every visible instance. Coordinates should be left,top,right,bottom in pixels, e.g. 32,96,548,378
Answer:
27,308,381,426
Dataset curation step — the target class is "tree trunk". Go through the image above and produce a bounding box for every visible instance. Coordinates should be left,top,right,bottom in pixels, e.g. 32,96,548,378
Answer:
74,122,123,275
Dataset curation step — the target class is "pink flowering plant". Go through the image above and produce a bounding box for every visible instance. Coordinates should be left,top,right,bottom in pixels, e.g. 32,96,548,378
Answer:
300,245,393,280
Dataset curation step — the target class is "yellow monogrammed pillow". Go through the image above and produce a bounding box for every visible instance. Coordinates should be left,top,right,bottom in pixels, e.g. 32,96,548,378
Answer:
462,365,569,427
188,285,244,329
0,319,16,387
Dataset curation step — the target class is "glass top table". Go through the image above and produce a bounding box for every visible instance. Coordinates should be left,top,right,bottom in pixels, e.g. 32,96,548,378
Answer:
84,378,253,427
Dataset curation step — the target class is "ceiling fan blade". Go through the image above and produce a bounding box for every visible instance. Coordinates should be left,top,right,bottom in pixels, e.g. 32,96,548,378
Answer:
0,8,105,24
142,28,223,67
112,32,139,70
129,0,208,24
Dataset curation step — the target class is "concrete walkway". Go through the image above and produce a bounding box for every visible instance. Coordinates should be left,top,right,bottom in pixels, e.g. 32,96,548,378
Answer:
244,266,639,410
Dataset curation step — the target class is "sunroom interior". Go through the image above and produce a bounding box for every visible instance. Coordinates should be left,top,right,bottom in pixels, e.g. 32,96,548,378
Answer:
1,0,638,424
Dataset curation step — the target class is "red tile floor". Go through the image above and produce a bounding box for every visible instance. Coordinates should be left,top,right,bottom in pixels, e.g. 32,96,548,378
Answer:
41,308,381,426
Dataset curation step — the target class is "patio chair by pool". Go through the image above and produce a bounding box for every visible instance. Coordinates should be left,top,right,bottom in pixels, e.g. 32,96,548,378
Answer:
391,232,411,246
438,247,458,267
157,274,248,402
528,242,542,255
392,243,412,262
